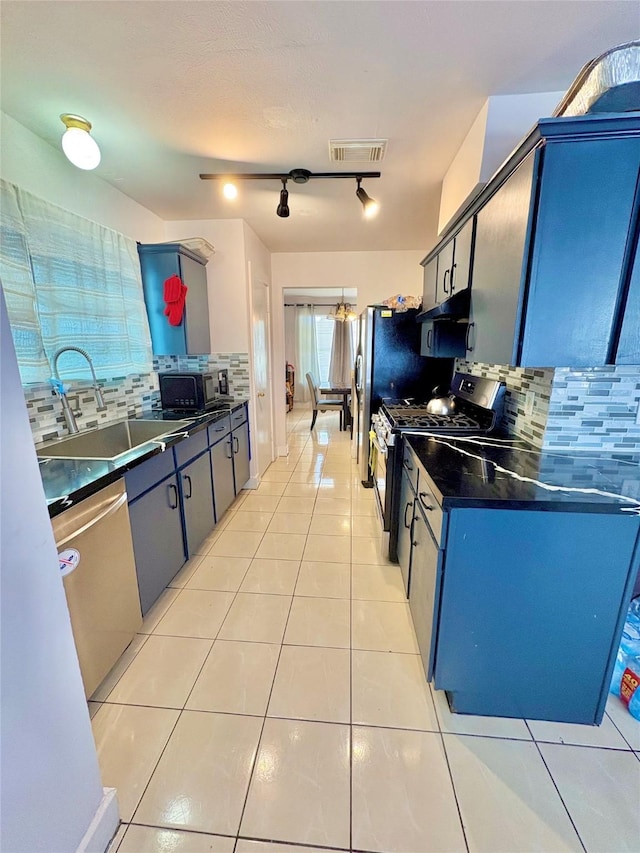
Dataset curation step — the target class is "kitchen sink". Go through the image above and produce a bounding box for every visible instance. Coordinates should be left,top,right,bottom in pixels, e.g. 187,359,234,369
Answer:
36,419,191,461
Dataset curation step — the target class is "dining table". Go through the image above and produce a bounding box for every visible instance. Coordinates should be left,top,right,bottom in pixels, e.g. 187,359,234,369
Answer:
319,384,352,432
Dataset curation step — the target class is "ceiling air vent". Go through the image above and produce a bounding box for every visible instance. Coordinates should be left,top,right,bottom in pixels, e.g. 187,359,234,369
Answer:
329,139,388,163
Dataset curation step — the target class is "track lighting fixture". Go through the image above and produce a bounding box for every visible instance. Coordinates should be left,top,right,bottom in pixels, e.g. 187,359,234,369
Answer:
200,168,381,218
60,114,101,170
277,179,290,218
356,177,379,219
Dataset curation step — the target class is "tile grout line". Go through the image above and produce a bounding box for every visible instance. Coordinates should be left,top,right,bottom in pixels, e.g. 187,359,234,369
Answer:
527,720,589,853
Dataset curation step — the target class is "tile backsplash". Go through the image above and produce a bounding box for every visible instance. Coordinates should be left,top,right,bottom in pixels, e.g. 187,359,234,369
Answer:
455,359,553,448
457,359,640,453
545,366,640,452
26,352,250,444
25,373,158,444
153,353,250,398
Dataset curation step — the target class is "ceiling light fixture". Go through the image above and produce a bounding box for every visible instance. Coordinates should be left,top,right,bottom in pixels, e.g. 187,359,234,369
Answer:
60,114,101,170
200,168,381,218
276,179,290,218
356,177,379,219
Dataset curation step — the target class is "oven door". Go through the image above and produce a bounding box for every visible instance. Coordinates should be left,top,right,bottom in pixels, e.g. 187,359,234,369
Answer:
371,432,389,529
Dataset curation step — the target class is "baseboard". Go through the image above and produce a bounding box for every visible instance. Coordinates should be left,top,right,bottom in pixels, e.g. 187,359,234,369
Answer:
276,445,289,457
245,476,259,489
76,787,119,853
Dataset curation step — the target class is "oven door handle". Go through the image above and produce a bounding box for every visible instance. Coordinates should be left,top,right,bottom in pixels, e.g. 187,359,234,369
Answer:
372,435,387,456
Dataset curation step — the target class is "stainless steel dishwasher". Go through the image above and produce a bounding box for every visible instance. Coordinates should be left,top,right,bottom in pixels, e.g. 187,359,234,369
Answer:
52,479,142,698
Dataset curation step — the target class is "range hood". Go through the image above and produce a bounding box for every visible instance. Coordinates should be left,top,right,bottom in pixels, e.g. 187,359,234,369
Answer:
416,288,470,322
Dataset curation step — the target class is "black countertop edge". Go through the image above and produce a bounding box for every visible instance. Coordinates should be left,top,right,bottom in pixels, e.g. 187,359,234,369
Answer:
405,432,640,516
41,400,249,518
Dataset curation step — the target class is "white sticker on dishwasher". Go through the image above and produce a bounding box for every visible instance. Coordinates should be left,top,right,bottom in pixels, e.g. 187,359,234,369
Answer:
58,548,80,577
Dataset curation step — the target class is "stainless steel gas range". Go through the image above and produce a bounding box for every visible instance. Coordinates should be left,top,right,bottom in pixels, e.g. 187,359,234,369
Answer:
370,372,506,560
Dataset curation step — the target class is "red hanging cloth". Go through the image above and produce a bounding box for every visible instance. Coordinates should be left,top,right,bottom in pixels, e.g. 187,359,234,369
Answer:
163,274,188,326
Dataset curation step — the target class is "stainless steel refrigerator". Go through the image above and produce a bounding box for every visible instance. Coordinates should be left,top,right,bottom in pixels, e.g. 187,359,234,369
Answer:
355,306,453,484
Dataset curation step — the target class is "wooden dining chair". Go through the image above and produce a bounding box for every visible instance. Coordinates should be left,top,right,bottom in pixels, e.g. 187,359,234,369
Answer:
306,373,343,430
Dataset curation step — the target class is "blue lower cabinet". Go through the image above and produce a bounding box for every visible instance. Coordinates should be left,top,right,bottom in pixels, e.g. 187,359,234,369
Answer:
127,473,185,615
211,435,235,520
434,507,639,723
179,450,215,558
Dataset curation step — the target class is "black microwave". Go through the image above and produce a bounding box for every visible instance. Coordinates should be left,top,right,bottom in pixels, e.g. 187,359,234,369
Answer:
159,372,218,411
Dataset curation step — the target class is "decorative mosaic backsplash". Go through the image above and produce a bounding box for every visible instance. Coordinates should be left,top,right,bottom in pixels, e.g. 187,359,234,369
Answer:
545,366,640,452
153,353,250,398
25,373,158,444
455,359,553,448
26,352,250,444
457,360,640,453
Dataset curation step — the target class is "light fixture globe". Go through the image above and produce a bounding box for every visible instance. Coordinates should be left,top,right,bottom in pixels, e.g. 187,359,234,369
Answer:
60,114,101,170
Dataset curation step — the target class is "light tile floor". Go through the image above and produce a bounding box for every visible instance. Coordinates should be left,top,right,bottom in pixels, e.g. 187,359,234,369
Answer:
94,407,640,853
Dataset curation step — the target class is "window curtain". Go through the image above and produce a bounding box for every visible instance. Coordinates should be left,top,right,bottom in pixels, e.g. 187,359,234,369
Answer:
0,179,153,384
292,305,320,403
328,319,354,388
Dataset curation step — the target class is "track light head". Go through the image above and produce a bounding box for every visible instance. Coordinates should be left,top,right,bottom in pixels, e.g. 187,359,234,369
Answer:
356,178,379,219
277,179,290,218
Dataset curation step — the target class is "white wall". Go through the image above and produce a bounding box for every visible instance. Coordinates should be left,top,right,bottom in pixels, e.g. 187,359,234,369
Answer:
438,92,564,235
271,250,424,452
0,112,165,241
0,290,110,852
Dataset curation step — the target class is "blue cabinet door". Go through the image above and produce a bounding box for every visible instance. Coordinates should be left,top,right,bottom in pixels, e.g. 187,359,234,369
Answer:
397,467,414,596
128,474,185,615
422,256,438,311
450,217,474,295
211,436,235,521
522,136,640,366
408,505,441,682
468,151,536,365
232,422,250,494
436,239,454,305
180,451,215,558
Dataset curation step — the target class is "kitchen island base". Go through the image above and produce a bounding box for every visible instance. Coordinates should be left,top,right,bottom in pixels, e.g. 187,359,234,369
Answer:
434,507,639,725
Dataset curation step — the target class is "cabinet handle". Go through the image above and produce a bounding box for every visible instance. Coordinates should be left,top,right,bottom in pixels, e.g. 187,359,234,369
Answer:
419,491,435,511
233,436,239,454
183,474,193,499
426,328,433,351
168,483,178,509
403,500,413,529
226,439,233,459
442,268,450,294
213,425,225,432
465,322,475,353
404,461,413,471
450,262,457,293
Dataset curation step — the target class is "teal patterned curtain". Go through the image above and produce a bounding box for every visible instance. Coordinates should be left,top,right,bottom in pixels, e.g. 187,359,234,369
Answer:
0,179,153,384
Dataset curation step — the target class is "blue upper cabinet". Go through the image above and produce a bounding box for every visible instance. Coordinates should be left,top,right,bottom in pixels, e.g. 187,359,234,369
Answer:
138,243,211,356
427,114,640,368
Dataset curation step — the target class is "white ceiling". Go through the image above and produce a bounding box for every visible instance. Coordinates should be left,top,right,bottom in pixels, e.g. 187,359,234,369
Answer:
1,1,637,254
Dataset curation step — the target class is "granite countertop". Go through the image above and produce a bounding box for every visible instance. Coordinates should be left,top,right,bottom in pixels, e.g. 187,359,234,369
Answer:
39,399,248,517
405,432,640,516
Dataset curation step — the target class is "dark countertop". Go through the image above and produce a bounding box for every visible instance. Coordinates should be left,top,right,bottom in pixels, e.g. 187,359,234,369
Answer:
39,399,248,517
405,432,640,515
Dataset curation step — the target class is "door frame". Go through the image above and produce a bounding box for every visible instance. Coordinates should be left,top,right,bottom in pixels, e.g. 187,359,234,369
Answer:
247,260,275,483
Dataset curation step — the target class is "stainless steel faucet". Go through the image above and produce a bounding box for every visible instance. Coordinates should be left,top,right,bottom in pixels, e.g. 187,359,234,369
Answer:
52,346,107,434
